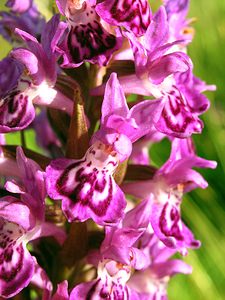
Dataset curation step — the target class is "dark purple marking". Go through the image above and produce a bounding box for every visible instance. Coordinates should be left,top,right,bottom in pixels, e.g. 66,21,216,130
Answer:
67,20,117,64
0,244,24,282
112,282,126,300
161,92,199,134
159,203,184,241
108,0,151,36
56,160,114,217
0,90,30,129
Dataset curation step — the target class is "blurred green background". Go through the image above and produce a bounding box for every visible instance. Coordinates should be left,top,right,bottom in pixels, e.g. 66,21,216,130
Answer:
0,1,225,299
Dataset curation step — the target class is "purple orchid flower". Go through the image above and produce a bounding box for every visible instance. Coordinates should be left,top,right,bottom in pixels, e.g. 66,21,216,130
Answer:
123,138,217,254
54,0,122,67
46,73,163,225
46,140,127,225
0,147,66,298
93,5,214,138
93,7,205,138
122,6,207,138
70,200,152,300
0,0,45,43
128,233,192,299
70,258,141,299
54,0,151,67
0,15,73,133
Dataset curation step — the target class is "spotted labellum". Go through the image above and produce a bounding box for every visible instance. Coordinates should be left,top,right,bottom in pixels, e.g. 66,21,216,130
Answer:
55,0,122,66
46,141,127,225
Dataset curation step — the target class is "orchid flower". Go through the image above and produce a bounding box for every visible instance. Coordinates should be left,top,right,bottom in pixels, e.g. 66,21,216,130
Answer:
54,0,151,67
0,147,66,298
0,15,73,133
123,138,217,253
128,233,192,299
70,199,152,299
93,6,214,138
46,73,163,225
55,0,122,67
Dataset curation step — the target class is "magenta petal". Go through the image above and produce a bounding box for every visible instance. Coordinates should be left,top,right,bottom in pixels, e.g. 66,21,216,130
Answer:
151,202,200,252
41,14,60,58
130,143,150,165
101,245,132,266
0,154,19,178
149,52,190,85
30,263,53,300
0,244,34,298
96,0,151,37
0,219,35,298
16,147,45,195
156,93,203,138
103,227,144,252
0,88,35,133
160,137,217,174
160,138,217,191
0,243,35,298
55,0,67,15
101,245,149,270
60,170,126,226
101,73,129,124
165,168,209,192
123,198,151,230
0,197,35,231
70,278,133,300
5,180,24,194
145,6,168,52
11,48,39,76
56,1,122,67
151,259,192,279
52,280,69,300
14,27,38,43
128,99,164,142
124,31,148,77
70,280,100,300
0,57,23,99
93,129,132,162
46,147,126,225
130,248,150,270
60,21,120,67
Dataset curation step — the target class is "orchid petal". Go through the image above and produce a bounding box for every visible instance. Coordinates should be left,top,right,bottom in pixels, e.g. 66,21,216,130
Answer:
0,218,35,298
96,0,151,37
0,88,35,133
52,280,69,300
145,6,168,52
101,73,129,124
46,143,126,225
